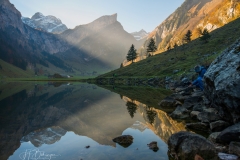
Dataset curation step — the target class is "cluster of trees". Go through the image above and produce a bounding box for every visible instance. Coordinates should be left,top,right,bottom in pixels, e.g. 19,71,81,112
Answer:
126,38,157,65
183,29,211,44
123,28,211,67
125,100,157,124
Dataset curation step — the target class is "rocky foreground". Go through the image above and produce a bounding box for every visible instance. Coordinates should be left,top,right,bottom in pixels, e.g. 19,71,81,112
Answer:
159,39,240,160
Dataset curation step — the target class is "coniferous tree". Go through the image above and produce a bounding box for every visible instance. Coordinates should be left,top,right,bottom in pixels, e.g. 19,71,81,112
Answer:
200,29,211,43
126,44,137,63
147,38,157,57
183,30,192,43
126,101,137,118
145,106,157,125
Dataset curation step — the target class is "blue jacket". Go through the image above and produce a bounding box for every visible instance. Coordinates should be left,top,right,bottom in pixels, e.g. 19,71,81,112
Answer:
192,66,207,90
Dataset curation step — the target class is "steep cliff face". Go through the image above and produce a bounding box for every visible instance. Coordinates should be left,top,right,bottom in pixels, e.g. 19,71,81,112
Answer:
141,0,240,54
22,12,68,34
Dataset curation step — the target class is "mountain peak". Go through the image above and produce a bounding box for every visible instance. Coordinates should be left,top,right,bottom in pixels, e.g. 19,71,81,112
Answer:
31,12,44,19
131,29,149,40
112,13,117,20
92,13,118,25
22,12,68,34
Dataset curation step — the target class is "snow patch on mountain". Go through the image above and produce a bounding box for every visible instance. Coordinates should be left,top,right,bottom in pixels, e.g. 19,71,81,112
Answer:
131,29,149,40
22,12,68,34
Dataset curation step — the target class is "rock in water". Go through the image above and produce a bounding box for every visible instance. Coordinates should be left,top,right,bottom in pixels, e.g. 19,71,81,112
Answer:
147,141,159,152
112,135,133,148
204,39,240,123
168,131,217,160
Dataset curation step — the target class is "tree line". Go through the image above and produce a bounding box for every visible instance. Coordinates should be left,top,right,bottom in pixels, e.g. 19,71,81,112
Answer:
124,28,210,67
125,38,157,64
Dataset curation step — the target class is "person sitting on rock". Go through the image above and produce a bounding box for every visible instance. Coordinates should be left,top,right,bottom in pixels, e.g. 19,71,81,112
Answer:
189,65,207,91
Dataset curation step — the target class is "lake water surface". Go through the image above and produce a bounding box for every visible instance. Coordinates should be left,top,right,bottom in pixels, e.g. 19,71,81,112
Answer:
0,82,185,160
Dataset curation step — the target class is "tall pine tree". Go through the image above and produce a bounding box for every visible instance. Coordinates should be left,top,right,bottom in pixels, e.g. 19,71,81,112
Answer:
183,30,192,43
126,44,137,63
200,29,211,43
147,38,157,56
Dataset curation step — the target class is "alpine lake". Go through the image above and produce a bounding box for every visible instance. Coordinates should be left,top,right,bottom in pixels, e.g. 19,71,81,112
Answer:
0,82,188,160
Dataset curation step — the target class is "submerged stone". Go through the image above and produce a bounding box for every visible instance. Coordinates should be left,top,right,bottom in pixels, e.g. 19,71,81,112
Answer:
147,141,159,152
112,135,133,148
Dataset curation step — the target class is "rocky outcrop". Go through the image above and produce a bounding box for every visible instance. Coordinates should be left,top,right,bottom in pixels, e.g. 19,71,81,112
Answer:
168,131,217,160
204,39,240,123
22,12,68,34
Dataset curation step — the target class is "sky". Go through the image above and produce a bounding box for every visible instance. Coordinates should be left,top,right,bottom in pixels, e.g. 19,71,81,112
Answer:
9,0,185,33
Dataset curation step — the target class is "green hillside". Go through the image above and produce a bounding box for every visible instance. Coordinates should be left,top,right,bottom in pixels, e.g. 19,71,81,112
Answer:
0,59,33,79
98,17,240,80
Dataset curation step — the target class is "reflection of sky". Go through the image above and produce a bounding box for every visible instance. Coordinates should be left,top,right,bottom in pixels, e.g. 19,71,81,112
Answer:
9,128,168,160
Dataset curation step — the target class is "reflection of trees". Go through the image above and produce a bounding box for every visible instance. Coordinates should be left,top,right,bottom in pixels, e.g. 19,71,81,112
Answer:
146,106,157,125
126,101,137,118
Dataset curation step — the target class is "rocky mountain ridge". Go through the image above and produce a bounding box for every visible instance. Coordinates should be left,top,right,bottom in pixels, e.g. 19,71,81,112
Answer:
0,0,141,75
22,12,68,34
61,13,141,69
140,0,240,55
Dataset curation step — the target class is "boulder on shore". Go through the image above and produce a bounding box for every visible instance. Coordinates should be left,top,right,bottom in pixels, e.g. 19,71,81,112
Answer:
158,97,181,108
170,105,190,119
229,141,240,157
216,122,240,144
210,120,230,132
186,122,209,132
168,131,217,160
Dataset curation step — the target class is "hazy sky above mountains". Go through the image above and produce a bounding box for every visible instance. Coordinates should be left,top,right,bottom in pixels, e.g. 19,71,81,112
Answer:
10,0,184,33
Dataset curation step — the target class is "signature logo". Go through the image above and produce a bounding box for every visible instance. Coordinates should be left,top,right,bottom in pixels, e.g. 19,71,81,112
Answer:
19,149,60,160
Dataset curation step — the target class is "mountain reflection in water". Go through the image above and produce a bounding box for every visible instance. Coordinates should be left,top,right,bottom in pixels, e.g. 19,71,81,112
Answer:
0,82,185,160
